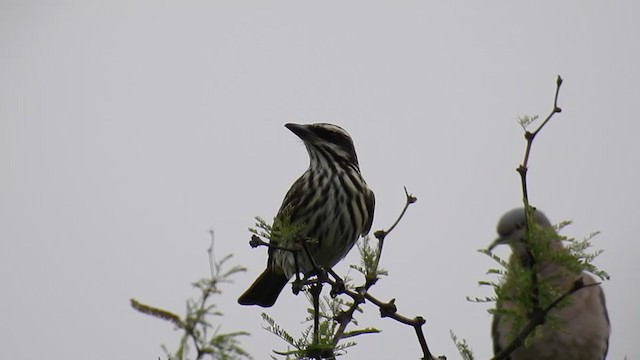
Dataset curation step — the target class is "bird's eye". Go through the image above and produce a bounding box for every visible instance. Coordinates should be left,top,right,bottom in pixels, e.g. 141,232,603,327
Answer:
314,128,352,149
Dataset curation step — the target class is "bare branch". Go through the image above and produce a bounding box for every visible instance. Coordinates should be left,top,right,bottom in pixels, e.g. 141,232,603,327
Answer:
373,186,417,274
325,188,439,360
498,75,566,360
517,76,564,316
518,75,564,207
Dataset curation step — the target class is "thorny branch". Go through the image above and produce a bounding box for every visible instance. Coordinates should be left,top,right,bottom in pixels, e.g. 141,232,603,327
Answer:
517,76,563,315
324,273,440,360
518,75,563,209
326,188,442,360
495,75,588,360
372,186,417,281
519,76,563,178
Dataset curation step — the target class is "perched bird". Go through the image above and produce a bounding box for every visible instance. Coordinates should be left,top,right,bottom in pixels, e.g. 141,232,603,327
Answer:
489,207,610,360
238,123,375,307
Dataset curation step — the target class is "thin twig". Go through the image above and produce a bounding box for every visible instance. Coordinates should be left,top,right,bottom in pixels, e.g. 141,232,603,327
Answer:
516,76,563,315
311,282,322,348
373,186,417,274
502,75,564,359
208,229,216,279
249,234,302,253
331,296,363,346
519,75,563,177
191,234,223,359
327,278,435,360
326,188,436,359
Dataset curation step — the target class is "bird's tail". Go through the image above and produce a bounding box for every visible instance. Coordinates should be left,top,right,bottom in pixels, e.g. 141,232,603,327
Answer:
237,268,289,307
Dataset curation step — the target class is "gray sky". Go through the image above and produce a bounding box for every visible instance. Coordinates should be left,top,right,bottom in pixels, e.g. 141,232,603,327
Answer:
1,2,638,359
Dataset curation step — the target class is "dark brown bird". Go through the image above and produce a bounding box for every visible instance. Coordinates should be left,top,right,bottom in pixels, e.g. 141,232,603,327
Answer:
238,123,375,307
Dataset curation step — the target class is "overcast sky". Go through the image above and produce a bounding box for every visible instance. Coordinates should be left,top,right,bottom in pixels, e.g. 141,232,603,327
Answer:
2,2,638,359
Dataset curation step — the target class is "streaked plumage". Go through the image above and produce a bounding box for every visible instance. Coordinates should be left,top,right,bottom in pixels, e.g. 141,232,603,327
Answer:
490,208,610,360
238,123,375,307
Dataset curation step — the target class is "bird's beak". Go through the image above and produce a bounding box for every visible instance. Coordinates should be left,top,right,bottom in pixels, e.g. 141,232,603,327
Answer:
285,123,311,140
487,237,507,252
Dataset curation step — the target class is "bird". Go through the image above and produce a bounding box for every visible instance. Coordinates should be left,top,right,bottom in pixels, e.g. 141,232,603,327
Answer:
238,123,375,307
489,207,610,360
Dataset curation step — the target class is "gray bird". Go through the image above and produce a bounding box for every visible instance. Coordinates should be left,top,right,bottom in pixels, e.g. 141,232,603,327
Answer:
489,207,610,360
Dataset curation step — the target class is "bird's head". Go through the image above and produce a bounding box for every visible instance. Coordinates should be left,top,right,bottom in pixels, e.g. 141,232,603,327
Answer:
488,207,554,257
285,123,360,168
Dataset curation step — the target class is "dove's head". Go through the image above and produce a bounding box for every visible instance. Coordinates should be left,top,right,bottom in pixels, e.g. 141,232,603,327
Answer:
488,207,561,266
